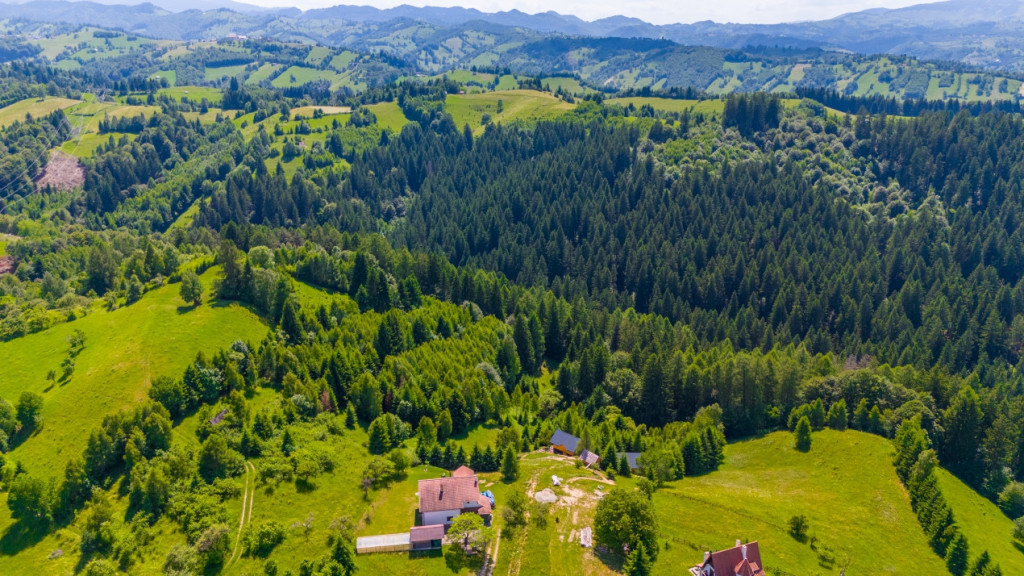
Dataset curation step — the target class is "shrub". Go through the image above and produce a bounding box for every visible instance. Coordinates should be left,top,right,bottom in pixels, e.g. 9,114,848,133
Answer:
788,514,809,542
999,482,1024,519
243,521,286,556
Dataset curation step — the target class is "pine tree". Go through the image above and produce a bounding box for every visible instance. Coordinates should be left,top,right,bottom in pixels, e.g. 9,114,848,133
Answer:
945,533,969,576
501,446,519,482
854,398,870,430
345,404,357,429
969,551,991,576
795,416,812,452
368,417,391,455
826,399,848,430
623,541,653,576
281,428,295,456
868,405,884,435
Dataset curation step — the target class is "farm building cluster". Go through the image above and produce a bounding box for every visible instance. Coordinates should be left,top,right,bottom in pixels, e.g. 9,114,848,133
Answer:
355,465,494,555
549,429,641,472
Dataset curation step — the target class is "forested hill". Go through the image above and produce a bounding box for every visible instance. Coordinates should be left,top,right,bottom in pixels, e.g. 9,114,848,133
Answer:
4,11,1024,101
5,23,1024,569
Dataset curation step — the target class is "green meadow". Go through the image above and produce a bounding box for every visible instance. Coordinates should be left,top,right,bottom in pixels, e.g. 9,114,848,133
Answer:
0,268,267,477
445,90,575,134
652,430,947,575
0,97,80,129
937,469,1024,573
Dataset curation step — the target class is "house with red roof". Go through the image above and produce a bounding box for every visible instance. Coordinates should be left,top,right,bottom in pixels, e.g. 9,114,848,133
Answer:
418,467,493,527
689,541,766,576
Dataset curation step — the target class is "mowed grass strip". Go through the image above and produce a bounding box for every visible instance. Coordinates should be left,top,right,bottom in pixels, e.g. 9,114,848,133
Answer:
0,268,268,477
652,429,948,575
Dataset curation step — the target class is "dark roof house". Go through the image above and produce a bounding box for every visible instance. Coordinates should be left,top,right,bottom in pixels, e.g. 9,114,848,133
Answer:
690,541,765,576
550,429,580,455
580,449,601,467
616,452,642,471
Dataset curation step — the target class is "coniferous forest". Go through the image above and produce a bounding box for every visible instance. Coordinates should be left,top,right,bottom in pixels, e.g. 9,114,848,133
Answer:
0,12,1024,576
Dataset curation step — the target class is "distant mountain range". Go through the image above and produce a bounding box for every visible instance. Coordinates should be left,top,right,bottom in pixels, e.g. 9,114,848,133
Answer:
3,0,1024,72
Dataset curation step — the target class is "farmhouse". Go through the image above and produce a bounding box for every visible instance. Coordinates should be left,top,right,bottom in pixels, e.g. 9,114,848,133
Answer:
549,429,580,456
616,451,643,472
690,540,766,576
418,467,493,527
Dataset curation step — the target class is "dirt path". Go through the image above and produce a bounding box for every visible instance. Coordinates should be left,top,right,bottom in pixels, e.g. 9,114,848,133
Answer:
228,461,257,565
481,528,502,576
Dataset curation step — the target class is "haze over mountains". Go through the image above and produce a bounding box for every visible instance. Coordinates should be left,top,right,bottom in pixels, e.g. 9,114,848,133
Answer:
2,0,1024,70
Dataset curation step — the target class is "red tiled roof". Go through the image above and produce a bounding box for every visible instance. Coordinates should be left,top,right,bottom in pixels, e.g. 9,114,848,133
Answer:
699,542,765,576
410,524,445,543
453,465,475,477
476,493,492,515
418,476,481,513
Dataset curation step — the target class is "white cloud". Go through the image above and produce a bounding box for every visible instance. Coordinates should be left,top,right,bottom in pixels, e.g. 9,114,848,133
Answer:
245,0,944,25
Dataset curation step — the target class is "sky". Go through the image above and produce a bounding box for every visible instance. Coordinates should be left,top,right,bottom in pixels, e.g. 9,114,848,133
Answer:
239,0,945,24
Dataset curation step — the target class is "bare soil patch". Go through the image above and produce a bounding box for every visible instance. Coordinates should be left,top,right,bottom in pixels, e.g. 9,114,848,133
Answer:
36,150,85,191
0,256,13,275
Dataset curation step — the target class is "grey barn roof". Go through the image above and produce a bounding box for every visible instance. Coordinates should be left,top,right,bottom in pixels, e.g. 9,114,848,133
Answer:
617,452,642,470
550,429,580,453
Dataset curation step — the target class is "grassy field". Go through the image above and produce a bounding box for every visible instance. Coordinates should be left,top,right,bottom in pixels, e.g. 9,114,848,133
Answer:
0,268,268,477
0,97,80,129
329,51,358,71
157,86,223,105
60,131,136,157
149,69,176,86
31,27,163,62
365,101,410,133
605,97,726,116
244,63,281,86
271,66,341,88
938,469,1024,573
540,77,595,96
445,90,575,134
305,46,332,66
204,64,247,82
652,430,947,575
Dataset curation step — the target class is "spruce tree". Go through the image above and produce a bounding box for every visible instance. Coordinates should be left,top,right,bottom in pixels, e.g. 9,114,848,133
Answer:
795,416,813,452
368,418,391,455
945,533,969,576
624,541,653,576
501,446,519,482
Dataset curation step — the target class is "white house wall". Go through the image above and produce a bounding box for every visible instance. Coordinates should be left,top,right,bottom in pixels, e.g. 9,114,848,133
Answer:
422,509,461,526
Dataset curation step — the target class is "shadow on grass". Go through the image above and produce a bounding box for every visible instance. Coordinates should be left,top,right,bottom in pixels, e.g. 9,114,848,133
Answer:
0,519,49,557
592,546,625,573
444,546,486,572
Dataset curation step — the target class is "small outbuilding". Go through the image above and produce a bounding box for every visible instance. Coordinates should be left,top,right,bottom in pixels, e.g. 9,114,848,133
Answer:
409,524,445,550
356,532,411,554
580,449,601,468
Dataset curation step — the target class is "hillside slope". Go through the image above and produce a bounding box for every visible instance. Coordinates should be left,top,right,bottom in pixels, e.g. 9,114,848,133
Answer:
652,430,949,575
0,268,267,477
